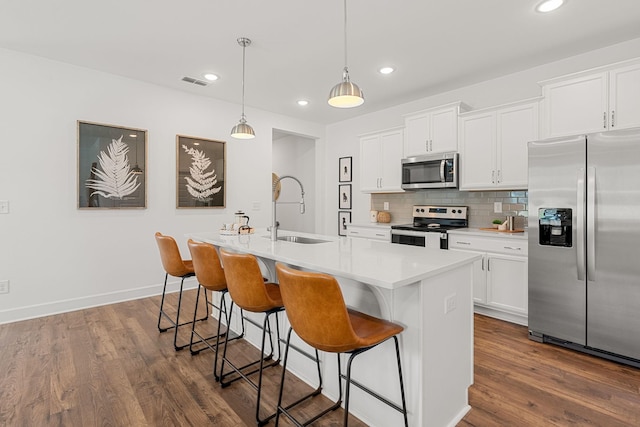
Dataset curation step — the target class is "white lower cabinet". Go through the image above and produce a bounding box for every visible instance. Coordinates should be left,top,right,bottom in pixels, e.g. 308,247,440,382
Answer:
346,224,391,241
449,232,528,325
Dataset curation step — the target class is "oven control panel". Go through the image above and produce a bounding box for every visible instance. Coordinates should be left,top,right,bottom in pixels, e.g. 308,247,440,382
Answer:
413,205,467,220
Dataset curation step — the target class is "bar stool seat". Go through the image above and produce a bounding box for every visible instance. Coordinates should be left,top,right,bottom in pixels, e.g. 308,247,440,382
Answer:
218,249,287,426
154,232,206,351
187,239,244,380
275,263,409,427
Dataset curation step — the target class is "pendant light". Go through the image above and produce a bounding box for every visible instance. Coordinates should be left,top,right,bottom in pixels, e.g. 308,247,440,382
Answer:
231,37,255,139
328,0,364,108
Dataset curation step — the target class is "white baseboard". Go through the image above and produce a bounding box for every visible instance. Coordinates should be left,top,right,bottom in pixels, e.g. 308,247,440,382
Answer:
0,278,199,325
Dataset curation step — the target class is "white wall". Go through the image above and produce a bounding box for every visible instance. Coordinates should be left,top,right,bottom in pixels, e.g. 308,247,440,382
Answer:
272,134,316,233
323,37,640,232
0,48,324,323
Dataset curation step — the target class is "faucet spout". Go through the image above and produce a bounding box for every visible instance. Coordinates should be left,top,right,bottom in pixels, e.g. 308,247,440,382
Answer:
271,175,305,241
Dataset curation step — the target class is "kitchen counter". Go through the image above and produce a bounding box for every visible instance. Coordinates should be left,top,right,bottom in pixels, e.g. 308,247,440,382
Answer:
188,229,479,427
449,227,528,240
189,229,477,289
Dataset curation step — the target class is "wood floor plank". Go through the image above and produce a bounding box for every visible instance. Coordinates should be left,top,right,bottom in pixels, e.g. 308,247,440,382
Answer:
2,294,640,426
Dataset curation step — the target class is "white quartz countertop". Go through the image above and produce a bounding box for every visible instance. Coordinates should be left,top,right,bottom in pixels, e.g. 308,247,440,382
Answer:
448,227,528,240
187,229,479,290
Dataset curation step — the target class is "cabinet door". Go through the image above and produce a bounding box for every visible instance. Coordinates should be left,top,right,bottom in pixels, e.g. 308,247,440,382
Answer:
404,113,429,156
542,72,608,138
459,111,495,190
430,107,458,154
360,135,381,192
487,254,528,315
609,63,640,130
379,129,404,191
496,102,538,189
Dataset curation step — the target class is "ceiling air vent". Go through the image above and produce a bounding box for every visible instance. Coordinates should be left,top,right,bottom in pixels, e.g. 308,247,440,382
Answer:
181,76,208,87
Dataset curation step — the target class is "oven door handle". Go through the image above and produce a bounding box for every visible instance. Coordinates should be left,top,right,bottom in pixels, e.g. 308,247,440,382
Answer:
440,159,446,182
391,229,429,238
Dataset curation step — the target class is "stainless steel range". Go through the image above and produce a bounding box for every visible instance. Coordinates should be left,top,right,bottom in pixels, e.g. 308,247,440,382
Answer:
391,205,468,249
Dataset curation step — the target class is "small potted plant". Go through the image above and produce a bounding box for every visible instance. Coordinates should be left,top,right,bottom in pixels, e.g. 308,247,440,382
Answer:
492,219,503,229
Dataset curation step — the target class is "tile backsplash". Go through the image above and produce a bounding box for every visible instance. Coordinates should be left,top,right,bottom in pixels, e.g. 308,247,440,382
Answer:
371,190,528,229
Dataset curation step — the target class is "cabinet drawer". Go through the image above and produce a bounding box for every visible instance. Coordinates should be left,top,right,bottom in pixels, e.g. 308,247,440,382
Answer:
449,235,527,256
347,226,390,241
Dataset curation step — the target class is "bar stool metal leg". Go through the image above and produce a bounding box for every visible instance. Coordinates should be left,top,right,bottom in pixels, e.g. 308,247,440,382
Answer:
219,309,283,426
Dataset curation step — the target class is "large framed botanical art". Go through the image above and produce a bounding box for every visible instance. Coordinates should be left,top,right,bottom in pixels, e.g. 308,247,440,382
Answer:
177,135,226,208
77,121,147,209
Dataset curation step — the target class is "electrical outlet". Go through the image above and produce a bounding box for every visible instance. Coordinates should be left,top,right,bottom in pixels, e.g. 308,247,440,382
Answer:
251,201,261,211
0,200,9,214
445,293,457,314
0,280,9,294
383,201,389,211
494,202,502,213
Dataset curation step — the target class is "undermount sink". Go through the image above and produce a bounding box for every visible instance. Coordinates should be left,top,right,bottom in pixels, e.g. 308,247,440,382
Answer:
276,235,329,244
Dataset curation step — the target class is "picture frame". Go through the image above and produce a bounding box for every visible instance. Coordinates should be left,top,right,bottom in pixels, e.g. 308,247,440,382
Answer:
177,135,226,208
339,156,352,182
77,120,147,209
338,184,352,210
338,211,351,236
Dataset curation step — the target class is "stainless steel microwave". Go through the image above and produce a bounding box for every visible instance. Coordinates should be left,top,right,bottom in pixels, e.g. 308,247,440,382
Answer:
401,152,458,189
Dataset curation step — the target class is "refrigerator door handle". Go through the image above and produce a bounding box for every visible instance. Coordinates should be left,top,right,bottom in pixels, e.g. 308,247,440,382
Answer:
576,168,586,280
587,166,596,280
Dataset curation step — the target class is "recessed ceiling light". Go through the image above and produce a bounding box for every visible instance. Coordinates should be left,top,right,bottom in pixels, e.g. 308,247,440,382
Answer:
536,0,564,13
203,73,219,81
297,100,309,106
379,67,395,75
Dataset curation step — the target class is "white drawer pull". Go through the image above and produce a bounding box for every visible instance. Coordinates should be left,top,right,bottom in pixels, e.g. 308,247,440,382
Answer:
456,241,471,245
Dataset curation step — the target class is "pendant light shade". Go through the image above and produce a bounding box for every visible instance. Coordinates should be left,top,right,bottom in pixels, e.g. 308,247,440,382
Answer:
328,0,364,108
231,37,255,139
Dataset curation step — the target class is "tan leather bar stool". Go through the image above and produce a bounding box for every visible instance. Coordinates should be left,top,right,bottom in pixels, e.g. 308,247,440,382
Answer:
187,239,244,380
154,232,206,351
218,248,285,426
274,263,409,427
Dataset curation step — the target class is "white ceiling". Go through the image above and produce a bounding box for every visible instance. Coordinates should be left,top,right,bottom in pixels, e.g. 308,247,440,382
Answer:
3,0,640,125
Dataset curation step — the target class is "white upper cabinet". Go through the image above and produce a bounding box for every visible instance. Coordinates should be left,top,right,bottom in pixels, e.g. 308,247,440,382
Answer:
359,127,404,193
540,60,640,138
609,63,640,130
403,102,468,156
459,99,540,191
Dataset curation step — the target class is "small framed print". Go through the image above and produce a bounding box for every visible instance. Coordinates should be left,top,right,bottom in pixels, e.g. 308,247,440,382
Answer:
338,211,351,236
77,120,147,209
338,184,352,210
177,135,226,208
339,156,352,182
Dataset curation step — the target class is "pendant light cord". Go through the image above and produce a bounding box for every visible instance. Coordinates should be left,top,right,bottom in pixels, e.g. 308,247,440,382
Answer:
241,39,247,120
343,0,348,75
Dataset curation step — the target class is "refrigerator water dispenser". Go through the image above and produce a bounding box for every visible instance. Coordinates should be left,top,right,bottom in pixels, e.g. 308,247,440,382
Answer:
538,208,572,247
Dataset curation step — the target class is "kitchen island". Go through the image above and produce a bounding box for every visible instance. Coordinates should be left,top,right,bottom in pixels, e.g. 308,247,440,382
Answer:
188,229,480,427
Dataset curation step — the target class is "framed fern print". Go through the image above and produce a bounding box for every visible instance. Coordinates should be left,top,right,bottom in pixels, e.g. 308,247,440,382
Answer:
77,121,147,209
177,135,226,208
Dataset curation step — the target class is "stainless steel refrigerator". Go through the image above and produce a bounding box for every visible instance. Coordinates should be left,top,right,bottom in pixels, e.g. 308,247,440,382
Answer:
528,127,640,367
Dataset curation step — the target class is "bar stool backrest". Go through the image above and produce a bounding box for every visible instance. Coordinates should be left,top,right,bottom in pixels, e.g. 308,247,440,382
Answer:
155,232,193,277
275,263,362,353
219,249,277,313
187,239,227,292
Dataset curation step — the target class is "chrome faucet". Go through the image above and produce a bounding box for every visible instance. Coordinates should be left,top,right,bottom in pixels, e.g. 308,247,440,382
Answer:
270,175,305,241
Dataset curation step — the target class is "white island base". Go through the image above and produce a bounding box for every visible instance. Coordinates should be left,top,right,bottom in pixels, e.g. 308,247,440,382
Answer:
188,230,477,427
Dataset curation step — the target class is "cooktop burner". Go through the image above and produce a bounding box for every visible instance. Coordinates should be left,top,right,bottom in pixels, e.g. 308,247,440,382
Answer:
391,205,468,233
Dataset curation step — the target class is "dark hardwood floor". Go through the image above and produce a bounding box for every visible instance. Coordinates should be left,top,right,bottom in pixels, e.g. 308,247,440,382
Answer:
1,290,639,426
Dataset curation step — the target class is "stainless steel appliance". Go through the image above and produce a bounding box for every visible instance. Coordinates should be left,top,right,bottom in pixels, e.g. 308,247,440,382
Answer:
391,205,468,249
401,152,458,190
528,127,640,367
